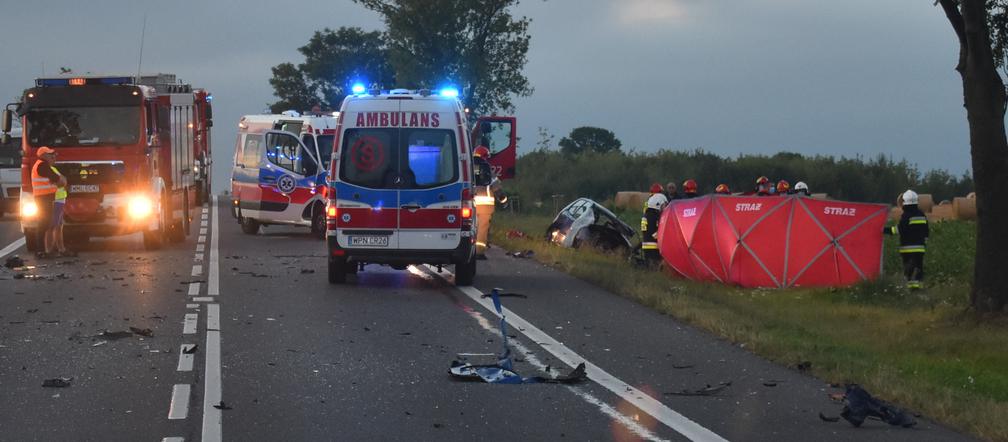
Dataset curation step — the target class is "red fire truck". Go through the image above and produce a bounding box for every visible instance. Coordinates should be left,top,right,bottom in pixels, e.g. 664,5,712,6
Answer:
1,74,213,251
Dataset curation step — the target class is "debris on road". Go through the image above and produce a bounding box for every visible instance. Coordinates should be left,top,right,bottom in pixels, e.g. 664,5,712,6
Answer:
506,250,535,259
182,344,198,354
129,327,154,337
821,384,917,428
92,341,107,347
96,330,133,340
213,401,233,410
796,361,812,371
299,268,315,274
480,291,527,299
42,377,72,388
505,229,527,239
4,255,25,269
664,382,732,396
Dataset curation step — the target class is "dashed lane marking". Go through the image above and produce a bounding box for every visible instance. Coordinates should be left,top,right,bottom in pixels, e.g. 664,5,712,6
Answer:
191,296,215,302
168,384,191,419
198,235,206,243
183,314,198,334
194,253,204,261
177,345,195,371
186,304,199,309
422,265,728,442
207,303,220,331
191,265,202,277
188,283,201,296
200,227,207,235
162,438,184,442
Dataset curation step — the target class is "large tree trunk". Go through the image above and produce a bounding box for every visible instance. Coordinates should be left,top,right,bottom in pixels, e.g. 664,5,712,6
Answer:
941,0,1008,313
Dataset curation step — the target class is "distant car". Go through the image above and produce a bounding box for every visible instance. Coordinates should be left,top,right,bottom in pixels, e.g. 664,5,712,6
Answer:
546,198,635,253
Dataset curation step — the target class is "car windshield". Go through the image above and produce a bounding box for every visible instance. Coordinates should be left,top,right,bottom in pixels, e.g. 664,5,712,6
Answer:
25,106,140,147
339,128,457,189
0,136,20,167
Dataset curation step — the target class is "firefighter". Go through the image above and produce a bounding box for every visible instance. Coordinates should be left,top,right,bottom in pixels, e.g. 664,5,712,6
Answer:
30,146,66,258
794,181,810,196
665,182,679,200
776,180,791,195
472,146,499,258
755,176,771,195
682,179,698,198
715,183,731,194
640,183,668,266
885,190,929,289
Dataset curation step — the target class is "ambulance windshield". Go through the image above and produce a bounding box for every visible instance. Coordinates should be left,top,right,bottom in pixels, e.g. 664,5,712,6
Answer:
25,107,140,147
339,128,458,189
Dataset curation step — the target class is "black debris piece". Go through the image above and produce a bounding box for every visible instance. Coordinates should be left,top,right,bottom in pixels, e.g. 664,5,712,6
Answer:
42,377,72,388
183,344,199,354
480,292,528,299
97,330,133,340
796,361,812,371
763,381,780,387
4,255,25,269
837,384,916,428
664,382,732,396
507,250,536,258
300,269,315,274
213,401,233,410
129,327,154,337
672,364,694,369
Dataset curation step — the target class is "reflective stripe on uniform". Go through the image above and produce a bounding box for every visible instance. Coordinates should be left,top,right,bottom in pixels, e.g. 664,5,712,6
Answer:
641,242,658,250
640,218,648,232
31,161,57,195
907,281,922,289
889,226,898,235
908,216,927,225
51,166,67,200
899,245,926,253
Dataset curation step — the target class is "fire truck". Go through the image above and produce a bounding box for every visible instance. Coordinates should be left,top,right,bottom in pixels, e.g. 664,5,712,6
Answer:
1,74,213,251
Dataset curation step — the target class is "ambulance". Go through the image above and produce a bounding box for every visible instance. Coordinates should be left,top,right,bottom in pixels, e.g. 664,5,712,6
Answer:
324,86,515,285
230,111,336,238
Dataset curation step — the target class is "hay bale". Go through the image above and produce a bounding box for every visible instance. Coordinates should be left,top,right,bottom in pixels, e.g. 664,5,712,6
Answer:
895,193,934,212
930,204,955,221
953,196,977,221
889,207,903,222
614,191,650,210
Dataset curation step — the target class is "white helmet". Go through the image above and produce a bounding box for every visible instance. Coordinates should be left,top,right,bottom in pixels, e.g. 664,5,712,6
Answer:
794,181,809,192
902,190,919,205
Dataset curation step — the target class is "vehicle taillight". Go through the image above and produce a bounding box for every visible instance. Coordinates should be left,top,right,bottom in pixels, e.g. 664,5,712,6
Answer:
460,187,474,231
325,186,338,230
461,207,472,219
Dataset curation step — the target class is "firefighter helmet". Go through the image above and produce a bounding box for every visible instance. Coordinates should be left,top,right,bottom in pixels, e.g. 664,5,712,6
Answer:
794,181,809,194
715,184,730,194
902,190,919,205
682,179,698,194
473,146,490,159
776,180,790,194
756,176,769,185
650,183,663,194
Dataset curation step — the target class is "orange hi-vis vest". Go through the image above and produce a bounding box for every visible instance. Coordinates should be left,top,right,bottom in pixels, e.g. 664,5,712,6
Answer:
31,160,58,196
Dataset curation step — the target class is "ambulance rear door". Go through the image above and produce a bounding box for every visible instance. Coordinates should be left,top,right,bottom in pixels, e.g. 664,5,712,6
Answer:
396,119,464,250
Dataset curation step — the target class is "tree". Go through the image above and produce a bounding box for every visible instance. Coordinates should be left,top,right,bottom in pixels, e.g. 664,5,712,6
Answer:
269,27,394,113
938,0,1008,313
558,126,623,155
354,0,533,117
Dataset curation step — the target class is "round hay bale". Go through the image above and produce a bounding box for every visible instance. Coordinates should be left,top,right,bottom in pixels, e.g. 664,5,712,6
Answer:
953,196,977,220
614,191,650,211
889,207,903,222
930,204,955,222
967,192,976,199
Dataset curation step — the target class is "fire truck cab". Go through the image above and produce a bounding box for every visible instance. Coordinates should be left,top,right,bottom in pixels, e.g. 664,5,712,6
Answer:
230,112,336,238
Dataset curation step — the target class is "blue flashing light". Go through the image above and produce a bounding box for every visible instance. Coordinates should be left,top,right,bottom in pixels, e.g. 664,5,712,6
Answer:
206,94,213,102
439,87,459,98
38,78,70,87
351,83,366,94
97,76,133,85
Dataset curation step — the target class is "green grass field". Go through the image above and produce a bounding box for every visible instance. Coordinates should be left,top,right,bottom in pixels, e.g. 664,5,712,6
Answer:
492,212,1007,441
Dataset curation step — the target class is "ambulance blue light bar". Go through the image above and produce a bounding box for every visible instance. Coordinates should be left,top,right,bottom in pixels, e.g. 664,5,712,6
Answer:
439,87,459,98
351,83,366,94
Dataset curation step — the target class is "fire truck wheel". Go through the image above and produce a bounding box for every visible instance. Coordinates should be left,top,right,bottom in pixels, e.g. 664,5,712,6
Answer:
25,229,40,252
455,257,476,286
311,205,325,239
240,216,260,235
143,199,167,250
328,256,347,284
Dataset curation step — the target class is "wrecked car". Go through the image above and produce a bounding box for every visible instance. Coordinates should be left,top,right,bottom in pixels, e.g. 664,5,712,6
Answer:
546,198,635,253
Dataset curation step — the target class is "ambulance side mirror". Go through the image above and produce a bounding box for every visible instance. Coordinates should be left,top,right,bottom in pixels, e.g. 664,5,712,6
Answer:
1,109,11,134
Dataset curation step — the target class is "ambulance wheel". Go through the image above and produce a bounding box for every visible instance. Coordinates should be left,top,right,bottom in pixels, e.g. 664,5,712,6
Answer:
455,257,476,286
328,256,347,284
240,216,260,235
310,205,325,239
25,229,40,253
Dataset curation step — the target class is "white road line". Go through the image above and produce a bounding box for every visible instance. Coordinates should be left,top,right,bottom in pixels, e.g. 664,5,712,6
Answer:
424,265,727,442
162,437,184,442
0,237,26,259
201,221,208,227
196,243,205,252
177,345,195,371
188,283,200,296
198,235,206,243
183,313,198,334
191,265,202,276
194,253,204,261
202,328,223,442
199,227,207,235
208,196,220,296
201,214,208,220
191,297,215,302
168,384,191,419
186,304,199,309
207,303,220,331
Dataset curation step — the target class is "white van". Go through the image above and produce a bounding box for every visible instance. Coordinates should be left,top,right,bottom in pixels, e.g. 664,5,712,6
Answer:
324,88,513,285
230,112,336,238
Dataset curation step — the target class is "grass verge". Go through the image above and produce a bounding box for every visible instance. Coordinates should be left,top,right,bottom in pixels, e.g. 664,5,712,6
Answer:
492,212,1008,441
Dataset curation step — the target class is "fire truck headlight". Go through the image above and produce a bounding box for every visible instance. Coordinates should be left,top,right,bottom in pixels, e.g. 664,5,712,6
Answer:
127,195,154,219
20,200,39,218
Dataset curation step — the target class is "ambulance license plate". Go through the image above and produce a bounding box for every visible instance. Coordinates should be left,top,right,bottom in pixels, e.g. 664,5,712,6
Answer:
69,184,100,193
349,235,388,247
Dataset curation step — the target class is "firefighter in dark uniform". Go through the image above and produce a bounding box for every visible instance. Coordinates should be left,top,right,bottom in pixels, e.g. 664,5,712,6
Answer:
885,190,929,289
640,183,668,266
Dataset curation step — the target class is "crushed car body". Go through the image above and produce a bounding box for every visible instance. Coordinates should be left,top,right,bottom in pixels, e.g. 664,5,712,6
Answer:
546,198,634,253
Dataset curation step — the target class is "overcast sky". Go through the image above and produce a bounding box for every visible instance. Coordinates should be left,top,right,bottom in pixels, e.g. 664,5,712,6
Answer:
0,0,970,190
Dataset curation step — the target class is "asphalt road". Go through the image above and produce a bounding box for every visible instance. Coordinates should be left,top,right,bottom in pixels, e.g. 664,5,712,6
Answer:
0,198,974,441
